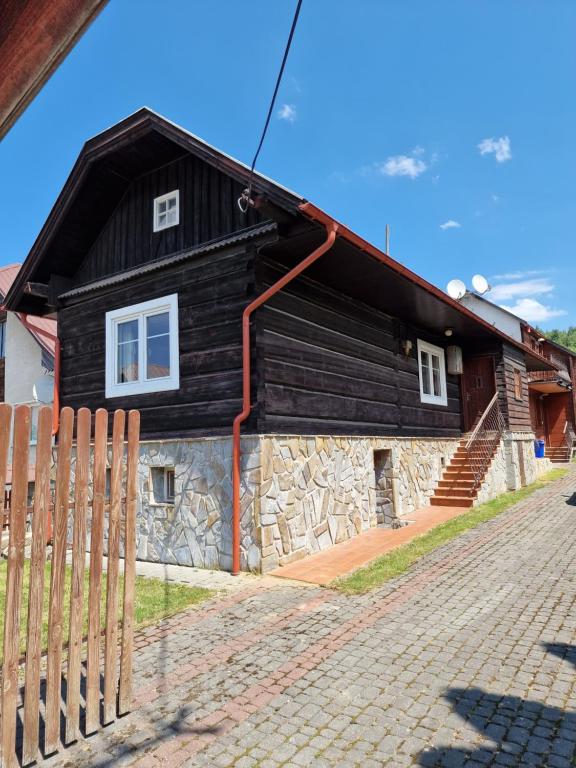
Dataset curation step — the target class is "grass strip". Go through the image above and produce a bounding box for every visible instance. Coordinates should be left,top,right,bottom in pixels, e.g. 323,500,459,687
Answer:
0,562,213,662
332,468,569,595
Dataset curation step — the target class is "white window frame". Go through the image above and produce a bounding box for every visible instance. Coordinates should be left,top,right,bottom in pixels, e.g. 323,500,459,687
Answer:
105,294,180,398
153,190,180,232
417,339,448,406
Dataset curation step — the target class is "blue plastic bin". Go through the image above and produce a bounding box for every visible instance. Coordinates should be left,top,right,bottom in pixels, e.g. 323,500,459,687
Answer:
534,439,545,459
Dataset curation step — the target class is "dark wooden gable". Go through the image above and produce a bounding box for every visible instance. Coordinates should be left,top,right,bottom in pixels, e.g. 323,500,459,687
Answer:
74,153,264,285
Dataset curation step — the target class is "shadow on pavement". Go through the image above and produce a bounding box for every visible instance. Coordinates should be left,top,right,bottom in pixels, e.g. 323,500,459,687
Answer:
418,644,576,767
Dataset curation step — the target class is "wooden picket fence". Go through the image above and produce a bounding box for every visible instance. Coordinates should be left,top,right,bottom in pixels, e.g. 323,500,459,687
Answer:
0,404,140,767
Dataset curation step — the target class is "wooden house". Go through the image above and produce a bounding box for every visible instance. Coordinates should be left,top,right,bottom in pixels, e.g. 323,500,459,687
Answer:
5,109,558,572
462,293,576,463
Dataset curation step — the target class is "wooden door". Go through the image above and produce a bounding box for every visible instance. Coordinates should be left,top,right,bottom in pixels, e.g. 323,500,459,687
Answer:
544,392,570,446
462,356,496,431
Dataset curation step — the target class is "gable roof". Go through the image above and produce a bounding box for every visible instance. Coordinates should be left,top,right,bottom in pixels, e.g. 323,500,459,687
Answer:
0,263,56,356
4,108,555,371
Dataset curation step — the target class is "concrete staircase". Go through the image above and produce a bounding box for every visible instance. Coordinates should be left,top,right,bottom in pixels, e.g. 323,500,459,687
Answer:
431,441,499,508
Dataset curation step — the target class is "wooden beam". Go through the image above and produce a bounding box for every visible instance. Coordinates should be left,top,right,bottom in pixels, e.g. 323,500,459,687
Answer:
23,282,49,299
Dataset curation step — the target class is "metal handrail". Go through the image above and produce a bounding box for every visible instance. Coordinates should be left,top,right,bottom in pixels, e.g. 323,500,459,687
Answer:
465,393,505,491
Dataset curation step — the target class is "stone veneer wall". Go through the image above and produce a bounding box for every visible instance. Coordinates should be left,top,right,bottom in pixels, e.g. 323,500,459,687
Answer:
475,432,552,506
65,436,262,572
66,431,551,575
257,436,460,573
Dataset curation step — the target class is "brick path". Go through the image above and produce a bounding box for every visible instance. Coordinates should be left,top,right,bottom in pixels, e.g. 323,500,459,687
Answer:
44,469,576,767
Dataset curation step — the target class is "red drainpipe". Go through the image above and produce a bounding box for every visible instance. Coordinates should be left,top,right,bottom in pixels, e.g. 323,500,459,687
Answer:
231,217,339,575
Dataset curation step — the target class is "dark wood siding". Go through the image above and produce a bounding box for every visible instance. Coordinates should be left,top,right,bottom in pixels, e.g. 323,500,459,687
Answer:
74,154,264,285
255,257,462,437
496,343,531,431
59,243,258,439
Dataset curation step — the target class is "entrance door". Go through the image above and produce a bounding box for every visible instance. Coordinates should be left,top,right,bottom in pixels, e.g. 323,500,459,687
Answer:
462,357,496,431
544,392,570,446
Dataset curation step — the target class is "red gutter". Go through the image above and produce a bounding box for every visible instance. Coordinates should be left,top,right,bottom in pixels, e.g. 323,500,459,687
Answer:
231,219,338,575
299,202,560,372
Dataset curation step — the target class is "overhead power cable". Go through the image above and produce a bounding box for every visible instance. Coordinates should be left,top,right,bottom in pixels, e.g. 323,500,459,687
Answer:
238,0,303,213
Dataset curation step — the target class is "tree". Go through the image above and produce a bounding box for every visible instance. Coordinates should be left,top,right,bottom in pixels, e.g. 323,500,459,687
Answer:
537,326,576,352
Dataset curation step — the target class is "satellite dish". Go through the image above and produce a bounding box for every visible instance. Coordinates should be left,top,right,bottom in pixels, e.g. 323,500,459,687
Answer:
33,375,54,404
471,274,490,295
446,279,467,300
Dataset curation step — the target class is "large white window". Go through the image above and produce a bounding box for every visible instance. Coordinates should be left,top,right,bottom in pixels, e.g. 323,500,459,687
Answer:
153,190,179,232
417,339,447,406
105,294,180,398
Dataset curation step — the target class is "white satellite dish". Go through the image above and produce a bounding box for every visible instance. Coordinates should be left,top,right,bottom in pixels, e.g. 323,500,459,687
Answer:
446,279,467,300
471,274,490,295
33,375,54,404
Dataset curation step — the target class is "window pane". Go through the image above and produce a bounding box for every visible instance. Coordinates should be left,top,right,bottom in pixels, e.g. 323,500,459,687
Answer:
147,335,170,379
117,319,138,344
431,354,441,396
168,197,177,210
158,212,167,227
118,340,139,383
158,200,167,213
420,350,431,395
147,312,169,338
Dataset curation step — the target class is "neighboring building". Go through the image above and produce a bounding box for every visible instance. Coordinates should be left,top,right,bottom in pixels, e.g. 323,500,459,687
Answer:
0,263,56,429
5,109,556,573
461,292,576,463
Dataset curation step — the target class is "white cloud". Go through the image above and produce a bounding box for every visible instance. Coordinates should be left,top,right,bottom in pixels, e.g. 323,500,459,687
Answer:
439,220,461,230
491,269,550,281
478,136,512,163
499,298,567,323
489,278,555,302
378,154,427,179
491,194,500,203
277,104,297,122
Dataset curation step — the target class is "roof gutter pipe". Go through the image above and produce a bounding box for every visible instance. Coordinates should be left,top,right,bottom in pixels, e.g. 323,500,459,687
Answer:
231,216,338,575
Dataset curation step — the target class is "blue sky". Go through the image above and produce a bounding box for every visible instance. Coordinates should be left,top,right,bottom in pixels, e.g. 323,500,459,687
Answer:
1,0,574,328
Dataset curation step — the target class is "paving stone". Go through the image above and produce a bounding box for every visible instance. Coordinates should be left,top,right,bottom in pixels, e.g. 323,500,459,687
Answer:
36,467,576,768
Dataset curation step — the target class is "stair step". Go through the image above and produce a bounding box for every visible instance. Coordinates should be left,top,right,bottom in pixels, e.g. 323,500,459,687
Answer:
445,470,475,480
431,496,474,508
437,480,476,490
435,487,478,498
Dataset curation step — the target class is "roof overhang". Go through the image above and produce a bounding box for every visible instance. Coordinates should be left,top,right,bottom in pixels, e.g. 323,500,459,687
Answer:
298,202,561,369
0,0,108,140
4,108,303,315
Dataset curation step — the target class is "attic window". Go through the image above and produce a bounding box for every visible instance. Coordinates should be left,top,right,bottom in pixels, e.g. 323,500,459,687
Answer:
153,190,179,232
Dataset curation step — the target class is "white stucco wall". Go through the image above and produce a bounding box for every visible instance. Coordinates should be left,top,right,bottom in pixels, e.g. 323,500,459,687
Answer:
460,294,523,342
4,313,50,404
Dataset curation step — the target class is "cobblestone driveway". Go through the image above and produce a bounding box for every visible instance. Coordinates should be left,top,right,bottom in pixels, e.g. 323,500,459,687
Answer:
47,469,576,768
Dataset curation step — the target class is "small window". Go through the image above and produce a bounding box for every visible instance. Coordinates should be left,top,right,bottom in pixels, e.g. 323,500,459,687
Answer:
150,467,176,505
417,339,448,406
105,294,180,398
0,321,5,358
153,190,179,232
513,368,523,401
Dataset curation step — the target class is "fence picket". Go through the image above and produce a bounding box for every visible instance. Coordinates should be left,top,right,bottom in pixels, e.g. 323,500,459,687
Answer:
0,403,12,555
103,410,125,724
118,410,140,715
65,408,91,744
1,405,31,768
0,405,139,762
85,409,108,734
22,406,53,766
45,407,74,755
